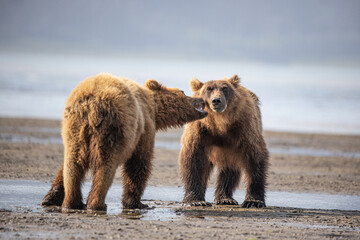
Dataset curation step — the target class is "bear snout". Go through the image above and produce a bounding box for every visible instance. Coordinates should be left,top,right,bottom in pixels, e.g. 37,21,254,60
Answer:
210,97,227,113
212,98,222,106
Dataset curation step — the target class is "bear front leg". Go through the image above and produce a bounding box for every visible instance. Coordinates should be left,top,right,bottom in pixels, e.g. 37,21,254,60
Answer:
42,165,65,206
214,168,240,205
242,158,268,208
121,141,153,209
179,135,212,206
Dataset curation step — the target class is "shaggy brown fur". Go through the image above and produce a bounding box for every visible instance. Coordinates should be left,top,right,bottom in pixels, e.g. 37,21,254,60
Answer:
42,73,207,211
179,75,269,208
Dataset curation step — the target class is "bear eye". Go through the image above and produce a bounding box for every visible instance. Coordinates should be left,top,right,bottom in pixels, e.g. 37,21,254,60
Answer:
207,86,213,91
222,86,228,91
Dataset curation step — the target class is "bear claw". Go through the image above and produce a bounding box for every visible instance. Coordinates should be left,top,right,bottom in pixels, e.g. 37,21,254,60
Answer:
215,198,238,205
241,200,266,208
122,202,149,209
183,201,212,207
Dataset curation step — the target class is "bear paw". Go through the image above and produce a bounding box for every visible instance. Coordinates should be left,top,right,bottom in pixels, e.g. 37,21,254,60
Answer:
241,200,266,208
122,201,149,209
183,201,212,207
214,197,238,205
41,186,64,206
61,202,85,213
87,203,107,213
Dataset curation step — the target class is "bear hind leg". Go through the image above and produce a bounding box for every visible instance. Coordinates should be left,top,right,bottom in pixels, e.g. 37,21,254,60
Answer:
61,159,87,212
121,141,153,209
42,165,65,206
214,168,240,205
86,163,117,212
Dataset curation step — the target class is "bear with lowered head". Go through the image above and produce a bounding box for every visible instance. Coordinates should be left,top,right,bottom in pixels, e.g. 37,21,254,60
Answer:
42,73,207,212
179,74,269,208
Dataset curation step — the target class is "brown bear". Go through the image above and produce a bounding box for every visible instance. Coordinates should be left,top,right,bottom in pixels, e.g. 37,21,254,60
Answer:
179,74,269,208
41,73,207,211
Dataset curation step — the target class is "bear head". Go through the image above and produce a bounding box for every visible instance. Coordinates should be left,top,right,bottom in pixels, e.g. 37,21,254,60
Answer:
190,74,240,113
145,79,208,130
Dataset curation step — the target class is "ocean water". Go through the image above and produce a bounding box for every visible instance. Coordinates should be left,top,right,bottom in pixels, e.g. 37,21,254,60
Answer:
0,52,359,135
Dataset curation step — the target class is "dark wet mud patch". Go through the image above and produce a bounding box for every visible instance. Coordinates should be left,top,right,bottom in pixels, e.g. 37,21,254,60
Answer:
178,205,360,232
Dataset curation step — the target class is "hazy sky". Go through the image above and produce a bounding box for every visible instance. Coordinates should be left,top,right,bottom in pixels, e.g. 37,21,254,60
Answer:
1,0,359,64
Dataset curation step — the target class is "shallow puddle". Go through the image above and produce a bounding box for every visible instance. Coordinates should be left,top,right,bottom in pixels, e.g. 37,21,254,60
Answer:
0,179,359,221
270,146,360,158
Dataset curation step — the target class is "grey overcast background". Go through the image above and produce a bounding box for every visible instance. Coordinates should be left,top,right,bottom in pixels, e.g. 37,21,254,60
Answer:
1,0,359,65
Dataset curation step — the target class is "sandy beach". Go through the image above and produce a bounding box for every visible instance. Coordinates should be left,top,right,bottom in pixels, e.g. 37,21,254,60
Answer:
0,117,359,239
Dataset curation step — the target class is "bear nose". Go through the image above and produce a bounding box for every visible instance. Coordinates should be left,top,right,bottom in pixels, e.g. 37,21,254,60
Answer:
212,98,222,106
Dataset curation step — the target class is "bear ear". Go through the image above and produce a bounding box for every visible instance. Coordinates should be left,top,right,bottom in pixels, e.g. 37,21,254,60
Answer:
228,74,241,87
145,79,163,91
190,78,204,92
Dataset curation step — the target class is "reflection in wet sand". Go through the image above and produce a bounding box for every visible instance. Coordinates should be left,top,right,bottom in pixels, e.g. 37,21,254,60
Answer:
1,179,359,221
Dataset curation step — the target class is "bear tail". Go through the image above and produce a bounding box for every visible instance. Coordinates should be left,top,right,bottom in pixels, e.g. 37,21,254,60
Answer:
85,99,122,170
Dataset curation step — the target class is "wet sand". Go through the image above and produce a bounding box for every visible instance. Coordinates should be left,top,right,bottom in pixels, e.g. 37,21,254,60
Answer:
0,117,360,239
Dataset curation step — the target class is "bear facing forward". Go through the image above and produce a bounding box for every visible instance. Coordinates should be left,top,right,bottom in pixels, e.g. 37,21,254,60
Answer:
42,73,207,211
179,75,269,208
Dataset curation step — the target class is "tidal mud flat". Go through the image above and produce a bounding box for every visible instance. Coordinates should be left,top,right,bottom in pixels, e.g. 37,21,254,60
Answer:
0,117,359,239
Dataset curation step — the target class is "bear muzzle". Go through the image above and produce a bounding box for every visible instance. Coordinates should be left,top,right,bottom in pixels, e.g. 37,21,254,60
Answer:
211,97,227,113
212,98,222,106
190,98,208,118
